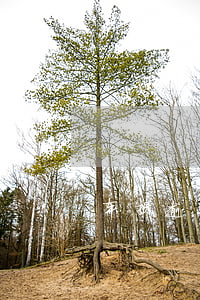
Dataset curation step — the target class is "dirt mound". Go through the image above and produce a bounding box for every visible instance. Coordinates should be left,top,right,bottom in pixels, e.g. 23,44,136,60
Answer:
0,243,200,300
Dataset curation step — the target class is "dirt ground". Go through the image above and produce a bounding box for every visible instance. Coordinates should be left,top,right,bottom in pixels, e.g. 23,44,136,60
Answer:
0,243,200,300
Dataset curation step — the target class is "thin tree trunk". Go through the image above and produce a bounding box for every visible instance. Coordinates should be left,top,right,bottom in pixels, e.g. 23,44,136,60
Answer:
26,182,37,266
170,169,186,243
108,152,117,242
115,182,122,243
165,169,186,243
152,170,166,246
128,164,138,246
168,104,195,243
39,176,49,262
186,168,200,243
6,222,12,268
178,167,195,243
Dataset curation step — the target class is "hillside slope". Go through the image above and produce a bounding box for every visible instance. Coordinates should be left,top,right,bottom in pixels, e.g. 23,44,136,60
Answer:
0,243,200,300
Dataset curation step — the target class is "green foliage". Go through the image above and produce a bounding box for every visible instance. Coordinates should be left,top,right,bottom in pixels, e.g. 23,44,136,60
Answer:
25,0,169,172
25,146,71,175
0,188,15,239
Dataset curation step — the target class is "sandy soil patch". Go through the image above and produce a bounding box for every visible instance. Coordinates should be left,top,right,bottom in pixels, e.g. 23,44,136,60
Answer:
0,243,200,300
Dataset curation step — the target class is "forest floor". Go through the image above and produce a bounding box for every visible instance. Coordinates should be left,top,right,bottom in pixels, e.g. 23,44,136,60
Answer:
0,243,200,300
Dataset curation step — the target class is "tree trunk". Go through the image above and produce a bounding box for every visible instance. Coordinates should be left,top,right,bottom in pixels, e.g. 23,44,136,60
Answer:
170,169,186,243
178,167,195,243
186,168,200,243
6,221,12,268
94,69,104,281
108,152,117,242
26,182,37,266
128,164,138,246
152,170,166,246
113,176,122,243
168,104,195,243
39,176,49,262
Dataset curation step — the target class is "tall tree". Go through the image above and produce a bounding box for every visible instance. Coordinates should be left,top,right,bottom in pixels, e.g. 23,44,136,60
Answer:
26,0,169,281
0,188,15,240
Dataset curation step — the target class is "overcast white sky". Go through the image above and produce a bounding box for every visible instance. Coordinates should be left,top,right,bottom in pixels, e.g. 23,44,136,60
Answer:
0,0,200,182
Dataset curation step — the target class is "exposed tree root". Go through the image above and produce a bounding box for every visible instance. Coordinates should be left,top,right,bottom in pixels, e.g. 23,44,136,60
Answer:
166,279,200,299
65,241,137,255
66,241,176,277
131,252,179,277
64,242,200,297
65,241,200,284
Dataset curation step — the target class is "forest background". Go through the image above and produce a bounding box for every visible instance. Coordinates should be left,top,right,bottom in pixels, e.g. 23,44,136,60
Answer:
0,0,200,275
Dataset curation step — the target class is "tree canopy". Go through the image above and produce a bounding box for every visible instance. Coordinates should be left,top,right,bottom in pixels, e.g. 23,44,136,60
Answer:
26,0,169,171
